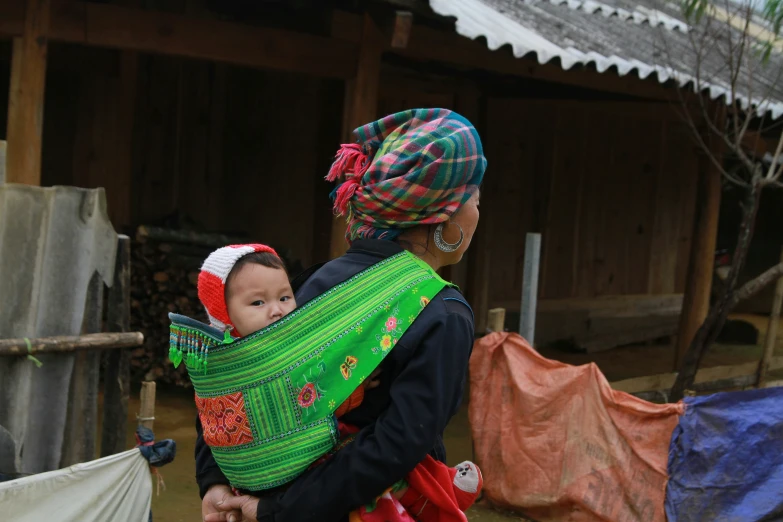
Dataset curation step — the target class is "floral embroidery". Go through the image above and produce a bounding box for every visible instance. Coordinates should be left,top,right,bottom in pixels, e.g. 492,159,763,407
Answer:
412,287,419,294
420,296,430,308
385,317,398,331
195,392,253,447
356,325,363,334
374,305,402,354
408,315,415,324
297,383,317,408
296,363,327,411
328,399,336,410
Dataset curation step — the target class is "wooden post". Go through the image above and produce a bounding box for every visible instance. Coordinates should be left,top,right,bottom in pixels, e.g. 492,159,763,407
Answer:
109,52,138,228
673,153,722,369
101,235,132,457
6,0,50,186
0,140,6,184
329,13,384,259
758,247,783,387
139,381,156,431
519,233,542,344
487,308,506,333
61,271,103,467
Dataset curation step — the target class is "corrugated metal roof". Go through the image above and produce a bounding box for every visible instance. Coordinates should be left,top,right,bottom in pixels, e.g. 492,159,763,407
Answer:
0,184,116,475
429,0,783,120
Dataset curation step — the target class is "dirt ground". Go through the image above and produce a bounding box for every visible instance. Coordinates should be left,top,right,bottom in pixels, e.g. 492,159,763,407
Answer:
126,314,781,521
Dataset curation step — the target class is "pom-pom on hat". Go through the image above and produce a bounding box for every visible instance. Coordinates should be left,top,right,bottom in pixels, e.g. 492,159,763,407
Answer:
197,244,279,332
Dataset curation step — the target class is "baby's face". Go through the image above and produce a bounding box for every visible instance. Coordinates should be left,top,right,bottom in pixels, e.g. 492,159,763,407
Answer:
225,264,296,336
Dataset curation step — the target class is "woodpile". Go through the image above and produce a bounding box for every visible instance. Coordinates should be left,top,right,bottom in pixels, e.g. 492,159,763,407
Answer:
130,226,304,386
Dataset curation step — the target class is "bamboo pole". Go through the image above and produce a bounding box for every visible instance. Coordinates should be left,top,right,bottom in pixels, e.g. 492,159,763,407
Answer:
758,247,783,387
0,332,143,356
139,382,156,431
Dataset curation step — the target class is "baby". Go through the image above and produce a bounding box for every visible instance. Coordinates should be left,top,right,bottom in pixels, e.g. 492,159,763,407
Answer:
197,244,482,521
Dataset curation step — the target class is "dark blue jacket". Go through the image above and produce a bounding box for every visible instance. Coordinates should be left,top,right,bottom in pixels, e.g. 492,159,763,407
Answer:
194,239,475,522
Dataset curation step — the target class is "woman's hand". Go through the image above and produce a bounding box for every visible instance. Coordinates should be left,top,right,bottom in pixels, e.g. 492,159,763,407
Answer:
204,494,261,522
202,485,243,522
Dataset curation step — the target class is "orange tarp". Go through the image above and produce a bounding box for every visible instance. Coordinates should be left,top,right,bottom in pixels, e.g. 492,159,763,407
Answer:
469,333,684,522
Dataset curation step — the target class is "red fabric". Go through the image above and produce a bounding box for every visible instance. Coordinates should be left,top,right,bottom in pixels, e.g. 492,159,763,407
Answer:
350,494,416,522
335,386,365,418
397,455,469,522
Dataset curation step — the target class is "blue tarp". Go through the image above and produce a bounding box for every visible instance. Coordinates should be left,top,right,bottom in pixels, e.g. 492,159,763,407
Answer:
666,386,783,522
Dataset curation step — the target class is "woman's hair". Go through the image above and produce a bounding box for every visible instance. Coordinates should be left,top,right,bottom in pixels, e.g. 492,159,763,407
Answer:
225,252,287,298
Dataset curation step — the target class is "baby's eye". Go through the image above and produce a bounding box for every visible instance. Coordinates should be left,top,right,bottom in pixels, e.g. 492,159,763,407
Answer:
251,300,265,307
280,296,291,302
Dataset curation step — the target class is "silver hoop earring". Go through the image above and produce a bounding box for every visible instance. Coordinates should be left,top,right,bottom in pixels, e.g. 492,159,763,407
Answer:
434,222,464,253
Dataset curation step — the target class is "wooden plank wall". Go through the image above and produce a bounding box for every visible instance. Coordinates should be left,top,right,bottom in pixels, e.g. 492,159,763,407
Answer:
20,44,342,268
484,98,699,304
128,56,341,267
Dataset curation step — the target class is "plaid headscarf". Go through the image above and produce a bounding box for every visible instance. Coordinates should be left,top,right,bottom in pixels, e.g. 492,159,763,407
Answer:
326,108,486,243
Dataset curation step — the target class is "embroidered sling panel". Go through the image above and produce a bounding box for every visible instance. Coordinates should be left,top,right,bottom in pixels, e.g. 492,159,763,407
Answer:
169,252,449,490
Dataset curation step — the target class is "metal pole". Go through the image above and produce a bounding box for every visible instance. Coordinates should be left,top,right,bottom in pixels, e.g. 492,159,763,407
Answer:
519,233,541,345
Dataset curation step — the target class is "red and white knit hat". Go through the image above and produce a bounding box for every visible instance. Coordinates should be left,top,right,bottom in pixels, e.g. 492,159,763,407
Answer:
197,244,279,331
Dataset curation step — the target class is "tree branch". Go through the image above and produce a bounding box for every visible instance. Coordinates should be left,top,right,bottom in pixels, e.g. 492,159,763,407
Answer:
730,261,783,307
767,130,783,180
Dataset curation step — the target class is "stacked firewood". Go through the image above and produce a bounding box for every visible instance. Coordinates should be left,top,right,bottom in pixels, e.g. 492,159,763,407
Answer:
130,229,208,386
129,226,303,386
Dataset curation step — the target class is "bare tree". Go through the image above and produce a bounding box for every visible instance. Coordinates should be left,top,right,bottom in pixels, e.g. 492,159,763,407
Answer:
656,0,783,401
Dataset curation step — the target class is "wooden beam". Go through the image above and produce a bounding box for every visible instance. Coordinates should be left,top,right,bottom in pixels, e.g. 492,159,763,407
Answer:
5,0,51,186
492,294,684,314
0,1,358,79
329,13,384,259
390,11,413,49
331,11,678,101
673,148,723,369
612,356,783,395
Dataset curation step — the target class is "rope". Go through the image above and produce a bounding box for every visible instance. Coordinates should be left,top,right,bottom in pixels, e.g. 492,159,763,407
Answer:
24,338,43,368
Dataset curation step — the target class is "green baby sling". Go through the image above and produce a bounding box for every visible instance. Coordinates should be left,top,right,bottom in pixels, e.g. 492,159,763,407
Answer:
168,251,451,491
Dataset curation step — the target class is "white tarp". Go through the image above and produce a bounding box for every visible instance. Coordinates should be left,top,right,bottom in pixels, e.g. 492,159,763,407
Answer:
0,449,151,521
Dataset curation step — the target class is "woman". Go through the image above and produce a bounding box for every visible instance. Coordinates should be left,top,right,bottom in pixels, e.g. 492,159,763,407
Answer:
201,108,486,522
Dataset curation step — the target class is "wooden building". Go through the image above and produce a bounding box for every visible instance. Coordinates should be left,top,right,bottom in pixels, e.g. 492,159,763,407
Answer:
3,0,779,367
